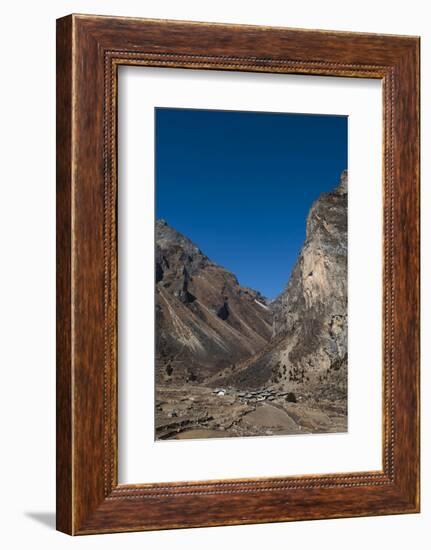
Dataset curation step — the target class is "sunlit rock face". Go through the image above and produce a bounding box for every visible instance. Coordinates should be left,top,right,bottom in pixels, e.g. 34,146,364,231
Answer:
272,169,347,370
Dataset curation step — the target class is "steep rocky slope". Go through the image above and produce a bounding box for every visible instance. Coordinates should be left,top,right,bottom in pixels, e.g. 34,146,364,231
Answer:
220,171,348,403
155,219,273,384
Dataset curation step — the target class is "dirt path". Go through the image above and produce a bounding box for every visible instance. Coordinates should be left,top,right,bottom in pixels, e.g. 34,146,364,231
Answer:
240,403,303,434
173,429,228,440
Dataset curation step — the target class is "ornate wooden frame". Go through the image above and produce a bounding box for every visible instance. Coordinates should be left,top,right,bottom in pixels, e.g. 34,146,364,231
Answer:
56,14,420,535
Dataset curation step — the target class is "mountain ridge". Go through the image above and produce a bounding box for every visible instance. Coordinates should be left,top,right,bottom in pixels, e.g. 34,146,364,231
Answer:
155,219,273,385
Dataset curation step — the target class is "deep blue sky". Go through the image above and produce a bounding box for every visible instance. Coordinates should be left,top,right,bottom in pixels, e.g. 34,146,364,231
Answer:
155,108,347,299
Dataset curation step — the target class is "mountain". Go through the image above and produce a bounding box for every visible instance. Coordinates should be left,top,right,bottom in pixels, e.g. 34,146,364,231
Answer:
155,219,273,384
220,171,348,402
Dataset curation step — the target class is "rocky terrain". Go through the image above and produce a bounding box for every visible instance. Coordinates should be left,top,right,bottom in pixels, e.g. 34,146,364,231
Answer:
155,171,348,440
155,219,273,385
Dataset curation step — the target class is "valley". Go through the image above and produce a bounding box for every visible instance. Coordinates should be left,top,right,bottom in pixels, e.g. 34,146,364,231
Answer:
155,171,348,440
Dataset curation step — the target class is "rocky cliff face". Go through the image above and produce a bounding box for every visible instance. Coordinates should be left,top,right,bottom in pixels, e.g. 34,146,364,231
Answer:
155,220,273,384
221,171,348,401
273,170,347,369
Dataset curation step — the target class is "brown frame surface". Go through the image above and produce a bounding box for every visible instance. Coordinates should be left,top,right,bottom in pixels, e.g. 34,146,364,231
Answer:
56,14,420,535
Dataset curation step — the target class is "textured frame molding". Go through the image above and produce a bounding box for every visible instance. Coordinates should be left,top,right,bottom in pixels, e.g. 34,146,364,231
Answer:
57,14,420,534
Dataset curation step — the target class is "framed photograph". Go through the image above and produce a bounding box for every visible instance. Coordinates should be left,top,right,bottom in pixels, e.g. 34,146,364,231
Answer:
56,14,420,534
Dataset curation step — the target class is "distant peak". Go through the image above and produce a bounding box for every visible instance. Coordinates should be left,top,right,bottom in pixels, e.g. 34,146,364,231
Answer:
156,218,188,241
335,169,348,195
155,218,184,240
155,218,208,263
